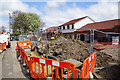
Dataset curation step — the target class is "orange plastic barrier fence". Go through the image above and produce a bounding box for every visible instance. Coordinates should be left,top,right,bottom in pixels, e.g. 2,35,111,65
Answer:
3,42,7,49
19,47,30,66
16,41,96,79
0,43,3,52
80,52,96,79
17,40,31,48
29,57,80,79
0,42,6,52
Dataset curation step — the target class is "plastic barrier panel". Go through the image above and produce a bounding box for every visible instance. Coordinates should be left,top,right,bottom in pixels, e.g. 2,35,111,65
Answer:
16,40,96,80
0,43,3,52
18,40,31,48
0,42,7,53
29,57,80,80
21,47,30,66
80,52,96,79
3,42,7,50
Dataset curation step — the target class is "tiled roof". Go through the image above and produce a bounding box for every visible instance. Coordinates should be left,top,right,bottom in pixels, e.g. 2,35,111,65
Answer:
42,26,59,33
59,16,90,26
76,19,120,31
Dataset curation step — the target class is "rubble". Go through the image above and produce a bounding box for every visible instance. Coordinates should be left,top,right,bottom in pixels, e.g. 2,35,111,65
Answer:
32,37,117,67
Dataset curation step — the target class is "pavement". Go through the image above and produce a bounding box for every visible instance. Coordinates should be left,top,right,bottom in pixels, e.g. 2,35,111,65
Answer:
0,41,28,79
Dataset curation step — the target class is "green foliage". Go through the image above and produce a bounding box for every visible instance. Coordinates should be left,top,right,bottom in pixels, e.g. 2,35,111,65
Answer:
12,31,21,36
13,12,44,33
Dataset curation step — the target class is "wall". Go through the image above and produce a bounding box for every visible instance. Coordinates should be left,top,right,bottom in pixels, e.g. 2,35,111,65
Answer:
63,32,74,39
74,17,94,29
61,17,94,34
74,28,116,42
62,29,75,33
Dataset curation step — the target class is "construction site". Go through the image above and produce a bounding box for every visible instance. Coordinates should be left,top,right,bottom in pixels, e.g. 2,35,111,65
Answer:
1,24,120,79
8,16,120,79
14,26,120,79
1,2,120,79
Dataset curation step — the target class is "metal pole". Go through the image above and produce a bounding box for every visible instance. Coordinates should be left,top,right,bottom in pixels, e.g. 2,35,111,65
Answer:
8,13,10,33
90,29,91,55
93,30,94,53
46,32,48,56
41,30,42,41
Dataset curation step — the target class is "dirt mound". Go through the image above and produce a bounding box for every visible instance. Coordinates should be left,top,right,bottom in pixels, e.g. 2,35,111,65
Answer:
100,48,119,60
96,51,117,67
35,37,117,67
37,37,90,61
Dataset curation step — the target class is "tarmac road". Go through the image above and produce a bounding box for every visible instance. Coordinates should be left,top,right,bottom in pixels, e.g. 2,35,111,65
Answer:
2,41,27,79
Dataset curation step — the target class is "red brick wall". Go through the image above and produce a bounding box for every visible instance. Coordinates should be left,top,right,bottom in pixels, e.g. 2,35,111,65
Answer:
62,28,119,42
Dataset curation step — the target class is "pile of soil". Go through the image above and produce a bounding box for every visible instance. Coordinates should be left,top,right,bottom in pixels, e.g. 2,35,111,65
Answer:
33,37,117,67
95,51,117,67
37,37,90,62
100,48,119,60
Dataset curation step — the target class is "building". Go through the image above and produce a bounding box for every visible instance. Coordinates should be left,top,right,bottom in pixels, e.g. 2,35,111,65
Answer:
75,19,120,43
58,16,95,39
42,26,59,40
42,17,120,45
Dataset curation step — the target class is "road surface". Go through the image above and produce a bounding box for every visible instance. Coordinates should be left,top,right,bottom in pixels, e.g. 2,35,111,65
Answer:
2,41,28,79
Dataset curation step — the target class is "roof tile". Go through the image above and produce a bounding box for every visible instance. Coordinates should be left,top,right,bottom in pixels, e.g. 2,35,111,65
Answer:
76,19,120,31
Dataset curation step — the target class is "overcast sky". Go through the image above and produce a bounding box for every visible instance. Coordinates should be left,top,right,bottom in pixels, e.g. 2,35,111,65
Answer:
0,0,119,31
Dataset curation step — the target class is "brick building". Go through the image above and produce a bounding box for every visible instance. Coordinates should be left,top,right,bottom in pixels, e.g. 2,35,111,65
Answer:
43,17,120,44
75,19,120,43
42,26,59,40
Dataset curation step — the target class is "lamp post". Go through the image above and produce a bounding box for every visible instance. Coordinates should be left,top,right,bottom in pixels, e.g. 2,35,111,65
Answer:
8,13,11,33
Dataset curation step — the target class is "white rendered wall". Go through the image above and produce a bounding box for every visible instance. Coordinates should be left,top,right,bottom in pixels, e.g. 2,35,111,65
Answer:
74,17,94,29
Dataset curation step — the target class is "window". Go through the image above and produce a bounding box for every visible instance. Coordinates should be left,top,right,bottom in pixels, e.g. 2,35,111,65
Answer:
72,24,74,29
67,25,69,29
60,26,61,29
63,26,65,29
77,34,80,40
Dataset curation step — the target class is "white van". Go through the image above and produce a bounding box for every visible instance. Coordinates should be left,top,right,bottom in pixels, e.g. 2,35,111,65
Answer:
0,35,6,52
0,33,11,48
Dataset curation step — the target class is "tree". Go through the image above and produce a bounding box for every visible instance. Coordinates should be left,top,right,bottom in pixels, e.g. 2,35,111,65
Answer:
13,12,44,34
9,10,22,32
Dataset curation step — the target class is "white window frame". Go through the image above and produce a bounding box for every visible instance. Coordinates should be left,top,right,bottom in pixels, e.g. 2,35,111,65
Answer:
65,25,67,29
69,24,72,29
